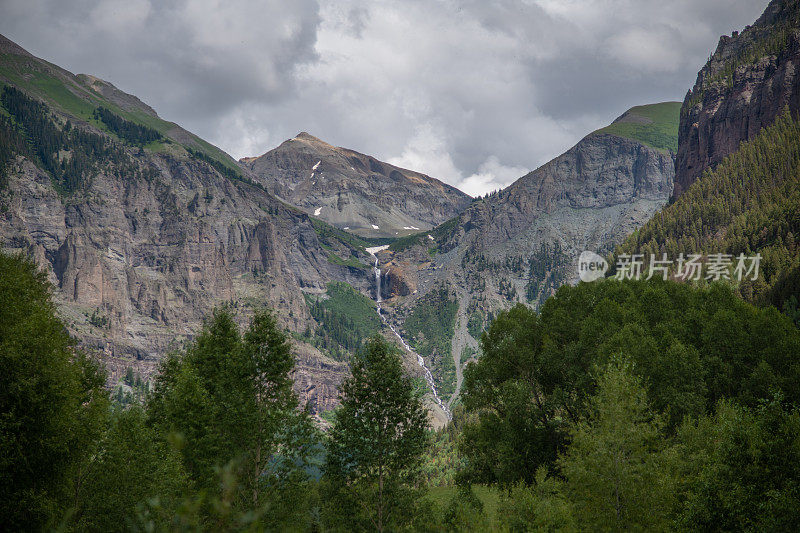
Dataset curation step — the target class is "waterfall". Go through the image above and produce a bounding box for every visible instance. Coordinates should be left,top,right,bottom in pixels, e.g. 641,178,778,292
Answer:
368,248,451,419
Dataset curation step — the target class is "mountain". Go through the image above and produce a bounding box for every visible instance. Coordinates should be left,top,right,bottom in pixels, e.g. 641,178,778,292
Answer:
376,102,680,403
0,34,442,419
616,0,800,315
243,132,472,238
674,0,800,197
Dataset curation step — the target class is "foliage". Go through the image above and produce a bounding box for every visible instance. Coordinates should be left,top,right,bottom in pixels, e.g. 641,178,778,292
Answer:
323,336,428,532
460,278,800,487
93,106,162,145
558,360,677,531
305,281,381,361
442,485,491,532
526,242,570,306
460,345,478,365
187,146,245,182
0,252,108,529
388,215,461,253
0,113,28,189
388,230,427,252
421,408,468,487
676,397,800,531
593,102,681,152
0,85,131,194
147,307,319,526
310,217,371,252
69,406,187,532
498,471,576,533
326,250,367,269
466,310,485,340
614,108,800,311
405,285,459,400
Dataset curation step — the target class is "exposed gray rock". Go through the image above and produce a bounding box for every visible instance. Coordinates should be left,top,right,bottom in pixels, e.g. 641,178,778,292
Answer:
381,128,675,405
244,132,472,238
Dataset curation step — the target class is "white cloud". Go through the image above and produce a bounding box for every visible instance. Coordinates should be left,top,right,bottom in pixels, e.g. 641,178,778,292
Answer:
387,124,463,184
0,0,771,196
461,156,531,197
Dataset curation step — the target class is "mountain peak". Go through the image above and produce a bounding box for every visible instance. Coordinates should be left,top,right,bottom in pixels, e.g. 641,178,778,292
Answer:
293,131,326,143
0,34,33,57
243,132,471,237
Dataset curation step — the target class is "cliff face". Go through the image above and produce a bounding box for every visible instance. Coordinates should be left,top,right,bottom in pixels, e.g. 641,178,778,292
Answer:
0,35,372,414
244,133,472,238
674,0,800,197
380,106,677,405
1,148,359,412
444,133,673,254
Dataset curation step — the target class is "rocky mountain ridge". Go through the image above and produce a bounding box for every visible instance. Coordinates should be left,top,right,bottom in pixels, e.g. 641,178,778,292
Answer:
616,0,800,315
378,104,678,404
243,132,472,238
674,0,800,197
0,34,448,420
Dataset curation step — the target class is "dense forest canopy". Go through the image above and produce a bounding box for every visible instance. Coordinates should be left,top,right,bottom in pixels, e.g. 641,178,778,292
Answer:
3,249,799,530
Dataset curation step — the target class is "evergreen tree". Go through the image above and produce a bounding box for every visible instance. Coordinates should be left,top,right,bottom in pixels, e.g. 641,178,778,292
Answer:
146,307,317,527
70,406,187,532
676,398,800,531
0,253,108,529
559,360,677,531
323,335,428,532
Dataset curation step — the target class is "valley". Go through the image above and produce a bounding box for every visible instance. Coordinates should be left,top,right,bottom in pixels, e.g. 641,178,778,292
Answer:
2,0,800,529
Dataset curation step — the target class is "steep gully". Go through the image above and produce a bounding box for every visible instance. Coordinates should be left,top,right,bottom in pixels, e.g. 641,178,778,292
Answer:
367,246,451,419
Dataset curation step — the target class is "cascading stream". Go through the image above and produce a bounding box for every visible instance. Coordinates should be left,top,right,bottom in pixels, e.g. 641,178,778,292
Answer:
368,248,451,419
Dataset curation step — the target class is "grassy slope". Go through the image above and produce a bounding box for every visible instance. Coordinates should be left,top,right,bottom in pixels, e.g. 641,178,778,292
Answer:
0,52,240,173
592,102,681,152
404,286,459,399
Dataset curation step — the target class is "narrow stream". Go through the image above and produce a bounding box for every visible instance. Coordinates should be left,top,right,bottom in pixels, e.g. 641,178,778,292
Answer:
367,248,451,419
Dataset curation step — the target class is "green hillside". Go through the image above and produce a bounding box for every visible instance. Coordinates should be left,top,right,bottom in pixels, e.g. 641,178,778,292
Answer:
0,51,240,175
614,107,800,315
593,101,681,152
302,281,381,361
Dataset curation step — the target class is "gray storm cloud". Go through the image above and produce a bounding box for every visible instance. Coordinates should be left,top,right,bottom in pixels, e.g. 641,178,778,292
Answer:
0,0,769,196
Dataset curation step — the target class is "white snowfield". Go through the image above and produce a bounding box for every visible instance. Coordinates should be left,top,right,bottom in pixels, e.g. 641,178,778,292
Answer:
371,224,379,230
427,234,435,241
365,245,390,255
312,160,321,170
313,207,322,216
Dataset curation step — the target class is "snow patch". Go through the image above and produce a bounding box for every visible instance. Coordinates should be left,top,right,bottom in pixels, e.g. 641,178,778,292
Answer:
313,207,322,216
427,234,435,241
366,245,390,255
371,224,379,230
312,160,321,170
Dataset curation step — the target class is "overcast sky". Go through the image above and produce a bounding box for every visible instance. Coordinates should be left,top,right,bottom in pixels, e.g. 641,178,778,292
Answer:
0,0,769,196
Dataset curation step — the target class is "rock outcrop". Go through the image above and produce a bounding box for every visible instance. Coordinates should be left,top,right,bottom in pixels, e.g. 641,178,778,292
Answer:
381,105,677,405
0,35,378,414
243,133,472,238
674,0,800,197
